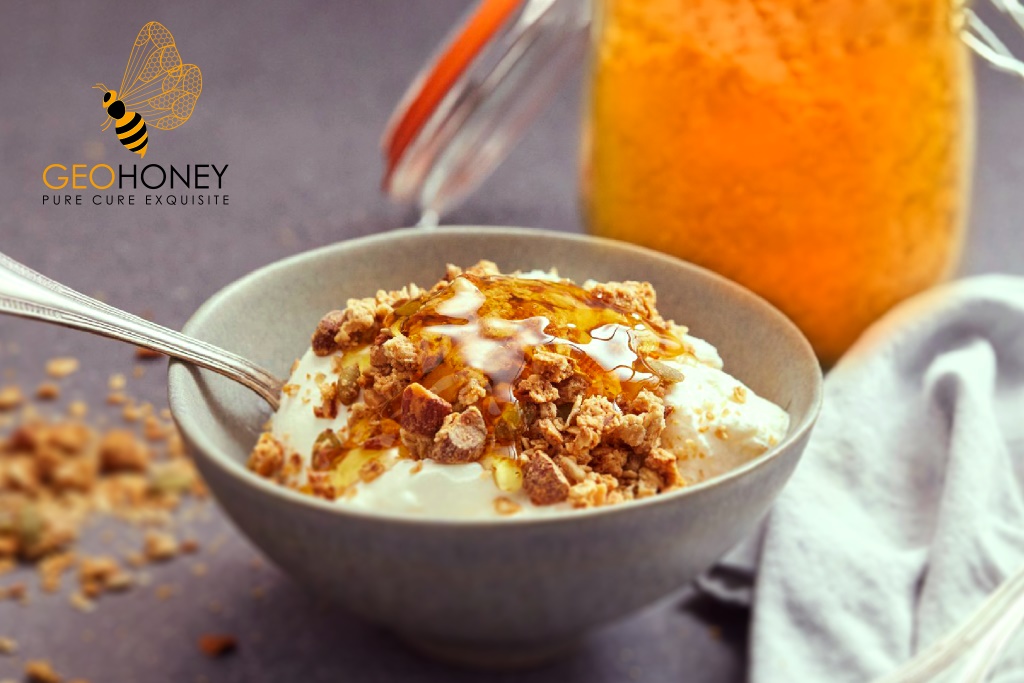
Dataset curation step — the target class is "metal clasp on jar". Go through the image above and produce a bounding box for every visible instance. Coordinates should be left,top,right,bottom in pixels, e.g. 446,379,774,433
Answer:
964,0,1024,76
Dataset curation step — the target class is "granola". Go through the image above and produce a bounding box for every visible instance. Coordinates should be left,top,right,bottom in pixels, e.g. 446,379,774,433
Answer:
248,263,790,516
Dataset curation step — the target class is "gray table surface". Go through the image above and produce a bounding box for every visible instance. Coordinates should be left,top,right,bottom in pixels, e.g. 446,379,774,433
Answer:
1,2,1022,681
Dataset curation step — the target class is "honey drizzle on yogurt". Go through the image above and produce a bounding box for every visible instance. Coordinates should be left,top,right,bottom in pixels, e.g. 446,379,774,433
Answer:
310,274,689,491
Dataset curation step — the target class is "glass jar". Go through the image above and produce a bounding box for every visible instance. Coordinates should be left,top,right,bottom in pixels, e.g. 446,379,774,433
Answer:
581,0,974,364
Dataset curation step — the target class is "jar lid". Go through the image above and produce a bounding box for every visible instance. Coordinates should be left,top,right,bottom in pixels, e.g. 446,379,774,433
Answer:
381,0,590,223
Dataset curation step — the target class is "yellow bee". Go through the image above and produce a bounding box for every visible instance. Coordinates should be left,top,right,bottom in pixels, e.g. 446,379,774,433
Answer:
93,21,202,158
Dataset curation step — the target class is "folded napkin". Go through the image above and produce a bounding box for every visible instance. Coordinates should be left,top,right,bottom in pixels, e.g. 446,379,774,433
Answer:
702,275,1024,682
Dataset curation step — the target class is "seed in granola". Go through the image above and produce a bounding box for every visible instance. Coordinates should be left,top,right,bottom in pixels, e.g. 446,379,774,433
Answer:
645,358,686,383
335,364,361,406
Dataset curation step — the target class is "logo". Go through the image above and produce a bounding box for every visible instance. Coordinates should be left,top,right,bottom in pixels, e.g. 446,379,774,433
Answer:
41,21,227,208
92,21,202,158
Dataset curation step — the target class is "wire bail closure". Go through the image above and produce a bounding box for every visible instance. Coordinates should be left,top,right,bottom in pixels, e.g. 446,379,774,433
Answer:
964,0,1024,77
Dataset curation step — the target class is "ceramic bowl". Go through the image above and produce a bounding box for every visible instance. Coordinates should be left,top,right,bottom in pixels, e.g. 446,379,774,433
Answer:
168,226,822,667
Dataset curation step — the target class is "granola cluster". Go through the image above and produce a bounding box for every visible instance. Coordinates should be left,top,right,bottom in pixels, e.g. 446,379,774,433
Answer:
0,351,252,678
250,262,693,510
0,353,210,617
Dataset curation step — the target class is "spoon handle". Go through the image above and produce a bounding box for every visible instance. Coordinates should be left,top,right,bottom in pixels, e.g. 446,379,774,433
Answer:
0,251,282,410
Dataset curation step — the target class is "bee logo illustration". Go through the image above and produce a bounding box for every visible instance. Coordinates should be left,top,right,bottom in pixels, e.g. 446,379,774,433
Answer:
93,21,202,158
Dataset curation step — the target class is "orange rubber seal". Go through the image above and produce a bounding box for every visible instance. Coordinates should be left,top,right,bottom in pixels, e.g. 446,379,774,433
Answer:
382,0,521,187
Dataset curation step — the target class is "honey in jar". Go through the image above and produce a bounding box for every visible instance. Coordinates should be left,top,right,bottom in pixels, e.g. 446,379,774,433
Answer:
582,0,974,364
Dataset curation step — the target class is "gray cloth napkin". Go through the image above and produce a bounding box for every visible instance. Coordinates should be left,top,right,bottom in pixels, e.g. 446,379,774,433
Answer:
702,275,1024,682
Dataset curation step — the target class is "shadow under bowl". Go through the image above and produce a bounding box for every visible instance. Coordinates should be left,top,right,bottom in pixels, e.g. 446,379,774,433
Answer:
168,226,823,667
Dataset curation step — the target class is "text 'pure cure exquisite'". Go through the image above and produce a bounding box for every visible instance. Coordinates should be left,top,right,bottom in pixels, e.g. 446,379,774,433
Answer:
41,163,229,206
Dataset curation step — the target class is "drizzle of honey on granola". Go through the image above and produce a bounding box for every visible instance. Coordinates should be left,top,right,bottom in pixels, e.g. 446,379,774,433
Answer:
305,274,690,496
394,274,685,444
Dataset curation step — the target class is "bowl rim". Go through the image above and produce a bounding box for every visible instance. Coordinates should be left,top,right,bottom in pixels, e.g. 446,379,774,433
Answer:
169,225,823,528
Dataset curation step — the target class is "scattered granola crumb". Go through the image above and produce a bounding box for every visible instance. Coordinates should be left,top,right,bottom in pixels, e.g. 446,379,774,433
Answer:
78,555,129,597
143,531,178,562
46,357,80,379
35,383,60,401
67,401,88,419
198,634,238,658
0,386,23,411
154,583,175,600
99,430,150,472
0,636,17,655
69,591,94,613
247,433,284,478
24,659,61,683
134,347,163,361
39,552,76,593
493,497,521,515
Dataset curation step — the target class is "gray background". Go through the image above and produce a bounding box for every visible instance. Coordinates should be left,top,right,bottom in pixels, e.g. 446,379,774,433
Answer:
0,1,1022,681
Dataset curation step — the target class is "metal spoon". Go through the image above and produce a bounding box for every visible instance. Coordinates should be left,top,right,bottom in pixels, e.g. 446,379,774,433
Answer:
0,251,284,410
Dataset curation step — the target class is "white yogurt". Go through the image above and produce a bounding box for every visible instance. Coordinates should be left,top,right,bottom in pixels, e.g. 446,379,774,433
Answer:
269,336,788,518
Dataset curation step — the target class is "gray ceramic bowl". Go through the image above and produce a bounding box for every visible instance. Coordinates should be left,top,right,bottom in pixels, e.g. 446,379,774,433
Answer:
168,226,822,667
